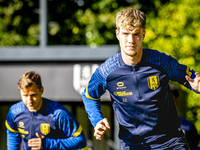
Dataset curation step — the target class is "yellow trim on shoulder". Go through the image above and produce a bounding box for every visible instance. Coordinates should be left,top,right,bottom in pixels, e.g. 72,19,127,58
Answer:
72,125,82,137
82,146,89,150
5,121,19,133
85,83,100,100
18,128,29,134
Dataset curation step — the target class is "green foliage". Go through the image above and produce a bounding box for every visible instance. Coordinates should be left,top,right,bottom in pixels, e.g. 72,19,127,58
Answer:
47,0,169,46
0,0,169,46
0,0,39,46
0,0,200,134
47,0,134,46
144,0,200,134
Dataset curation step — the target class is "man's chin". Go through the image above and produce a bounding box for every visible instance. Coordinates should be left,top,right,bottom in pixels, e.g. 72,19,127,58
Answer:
27,106,35,111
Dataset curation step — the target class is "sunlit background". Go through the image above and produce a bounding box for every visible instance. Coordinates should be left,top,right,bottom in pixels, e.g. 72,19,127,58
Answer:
0,0,200,149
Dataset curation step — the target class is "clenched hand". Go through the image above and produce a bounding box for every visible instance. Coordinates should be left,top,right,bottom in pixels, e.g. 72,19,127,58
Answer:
28,132,45,150
94,118,110,140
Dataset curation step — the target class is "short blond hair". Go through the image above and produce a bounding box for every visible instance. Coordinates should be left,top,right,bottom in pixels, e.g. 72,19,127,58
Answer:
18,71,42,91
116,8,146,31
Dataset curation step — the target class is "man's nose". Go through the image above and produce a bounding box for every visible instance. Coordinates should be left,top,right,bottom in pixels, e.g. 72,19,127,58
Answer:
27,96,33,102
128,34,134,43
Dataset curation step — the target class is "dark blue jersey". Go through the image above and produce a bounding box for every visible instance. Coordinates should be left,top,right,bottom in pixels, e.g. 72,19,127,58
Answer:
82,48,198,148
5,98,88,150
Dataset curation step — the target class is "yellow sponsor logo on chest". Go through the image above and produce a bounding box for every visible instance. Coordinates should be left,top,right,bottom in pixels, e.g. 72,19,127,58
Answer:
113,91,133,96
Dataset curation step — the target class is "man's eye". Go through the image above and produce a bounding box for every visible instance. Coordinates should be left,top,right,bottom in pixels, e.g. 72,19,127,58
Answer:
135,33,141,36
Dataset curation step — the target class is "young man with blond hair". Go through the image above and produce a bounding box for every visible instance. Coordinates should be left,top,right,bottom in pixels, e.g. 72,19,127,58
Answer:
6,71,88,150
82,8,200,149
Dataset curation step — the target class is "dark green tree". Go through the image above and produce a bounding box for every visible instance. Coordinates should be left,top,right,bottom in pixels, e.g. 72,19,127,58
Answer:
0,0,39,46
47,0,169,46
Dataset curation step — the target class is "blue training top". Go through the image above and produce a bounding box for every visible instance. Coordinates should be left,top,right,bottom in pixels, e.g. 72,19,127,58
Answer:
6,98,88,150
82,48,199,147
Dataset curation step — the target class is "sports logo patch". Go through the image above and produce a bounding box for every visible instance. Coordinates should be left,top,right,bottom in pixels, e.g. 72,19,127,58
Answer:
116,82,126,89
19,122,25,128
40,123,50,135
147,76,160,90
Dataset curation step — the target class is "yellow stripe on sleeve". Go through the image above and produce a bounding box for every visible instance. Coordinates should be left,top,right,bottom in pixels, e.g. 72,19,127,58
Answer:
5,121,19,133
82,146,89,150
85,83,100,100
18,128,29,134
186,66,192,77
72,125,83,137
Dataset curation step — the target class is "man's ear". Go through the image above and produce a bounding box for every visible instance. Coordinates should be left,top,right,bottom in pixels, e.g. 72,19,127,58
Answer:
142,30,146,40
116,29,119,40
41,86,44,94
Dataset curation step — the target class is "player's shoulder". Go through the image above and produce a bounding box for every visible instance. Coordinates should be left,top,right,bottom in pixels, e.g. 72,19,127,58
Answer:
9,101,26,116
143,48,172,64
143,48,166,57
98,53,121,76
103,53,121,66
43,98,64,110
43,98,72,116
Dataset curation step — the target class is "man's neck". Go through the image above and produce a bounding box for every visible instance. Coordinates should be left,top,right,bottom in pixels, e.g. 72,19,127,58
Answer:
121,49,143,66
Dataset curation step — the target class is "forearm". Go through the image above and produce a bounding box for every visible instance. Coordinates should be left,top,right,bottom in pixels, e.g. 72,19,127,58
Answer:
82,93,104,127
6,129,21,150
45,132,87,149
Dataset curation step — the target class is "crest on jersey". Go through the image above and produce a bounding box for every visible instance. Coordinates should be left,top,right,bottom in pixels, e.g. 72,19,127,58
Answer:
40,123,50,135
147,76,160,90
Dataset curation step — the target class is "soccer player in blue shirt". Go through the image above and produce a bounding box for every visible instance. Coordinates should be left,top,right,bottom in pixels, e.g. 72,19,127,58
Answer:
5,71,88,150
82,8,200,149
